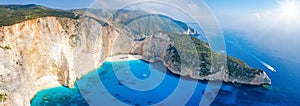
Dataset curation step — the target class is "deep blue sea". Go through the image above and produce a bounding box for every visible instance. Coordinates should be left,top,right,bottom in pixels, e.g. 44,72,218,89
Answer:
31,31,300,106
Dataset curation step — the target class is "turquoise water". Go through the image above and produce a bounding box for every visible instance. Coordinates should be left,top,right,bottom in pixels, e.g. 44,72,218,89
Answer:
30,86,88,105
31,60,184,106
31,32,300,106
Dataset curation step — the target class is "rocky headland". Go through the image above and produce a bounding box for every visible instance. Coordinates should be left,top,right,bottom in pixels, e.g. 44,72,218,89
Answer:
0,4,271,106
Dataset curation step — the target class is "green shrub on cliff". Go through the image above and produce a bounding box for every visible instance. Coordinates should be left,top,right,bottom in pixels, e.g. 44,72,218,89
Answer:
69,34,81,47
0,45,11,50
0,93,7,102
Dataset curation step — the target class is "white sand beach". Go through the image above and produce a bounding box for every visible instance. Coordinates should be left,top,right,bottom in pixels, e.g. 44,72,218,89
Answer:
105,54,143,62
34,55,143,92
35,75,61,91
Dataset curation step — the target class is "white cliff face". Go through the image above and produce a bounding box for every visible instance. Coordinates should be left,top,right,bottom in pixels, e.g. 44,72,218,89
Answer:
0,16,271,106
0,17,121,106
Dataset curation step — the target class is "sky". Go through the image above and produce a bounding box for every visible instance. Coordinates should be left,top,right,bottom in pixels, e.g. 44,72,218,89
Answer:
0,0,299,62
0,0,94,10
0,0,289,26
0,0,279,13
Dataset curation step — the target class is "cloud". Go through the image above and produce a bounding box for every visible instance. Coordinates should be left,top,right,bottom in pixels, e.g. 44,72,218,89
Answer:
254,13,261,19
218,5,300,63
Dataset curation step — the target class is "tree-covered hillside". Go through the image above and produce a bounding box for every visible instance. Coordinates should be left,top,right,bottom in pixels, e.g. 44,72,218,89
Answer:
84,9,195,36
0,4,78,27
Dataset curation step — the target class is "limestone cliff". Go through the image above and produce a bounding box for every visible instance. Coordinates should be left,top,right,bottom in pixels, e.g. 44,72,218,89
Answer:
0,17,122,106
0,16,271,106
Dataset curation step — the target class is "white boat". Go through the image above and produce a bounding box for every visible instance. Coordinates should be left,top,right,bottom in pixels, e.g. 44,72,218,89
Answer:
142,74,147,77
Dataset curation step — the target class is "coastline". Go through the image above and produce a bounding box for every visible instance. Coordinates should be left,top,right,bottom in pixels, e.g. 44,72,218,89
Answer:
34,55,143,91
31,54,272,105
35,75,61,92
32,54,270,102
34,54,268,94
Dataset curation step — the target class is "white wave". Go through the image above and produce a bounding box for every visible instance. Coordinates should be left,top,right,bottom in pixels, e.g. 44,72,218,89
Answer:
261,61,276,72
254,57,277,72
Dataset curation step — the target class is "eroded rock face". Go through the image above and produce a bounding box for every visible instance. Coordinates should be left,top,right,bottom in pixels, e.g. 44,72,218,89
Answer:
0,17,270,106
130,33,271,85
0,17,121,106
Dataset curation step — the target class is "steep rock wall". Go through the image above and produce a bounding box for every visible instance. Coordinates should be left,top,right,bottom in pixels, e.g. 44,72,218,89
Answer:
0,17,121,106
0,17,271,106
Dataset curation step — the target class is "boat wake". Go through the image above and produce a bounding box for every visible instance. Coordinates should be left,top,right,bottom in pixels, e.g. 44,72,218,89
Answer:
254,56,277,72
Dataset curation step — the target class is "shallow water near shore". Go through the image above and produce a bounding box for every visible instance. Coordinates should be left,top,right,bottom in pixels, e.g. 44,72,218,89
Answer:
30,60,300,106
31,32,300,105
